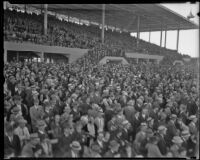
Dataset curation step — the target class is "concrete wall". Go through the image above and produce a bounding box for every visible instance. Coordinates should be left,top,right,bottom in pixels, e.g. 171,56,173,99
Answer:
125,52,164,62
4,41,88,63
99,56,129,65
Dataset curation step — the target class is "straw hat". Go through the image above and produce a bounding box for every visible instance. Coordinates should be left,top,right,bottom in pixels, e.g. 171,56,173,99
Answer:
11,106,21,114
70,141,81,151
170,114,177,119
158,125,167,132
91,144,101,153
18,118,27,124
172,136,183,144
109,140,120,149
188,115,197,121
36,120,46,128
181,130,191,137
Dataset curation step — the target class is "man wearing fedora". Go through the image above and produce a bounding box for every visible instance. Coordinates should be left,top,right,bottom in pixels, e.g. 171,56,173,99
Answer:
188,115,198,135
14,117,30,147
170,136,183,157
63,141,82,157
166,114,179,147
36,120,48,141
156,125,168,156
4,123,21,157
7,95,28,123
30,99,44,132
21,133,40,157
104,139,121,157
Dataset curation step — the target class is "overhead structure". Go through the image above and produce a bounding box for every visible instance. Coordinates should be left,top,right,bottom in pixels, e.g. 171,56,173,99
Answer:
5,3,199,54
26,4,198,32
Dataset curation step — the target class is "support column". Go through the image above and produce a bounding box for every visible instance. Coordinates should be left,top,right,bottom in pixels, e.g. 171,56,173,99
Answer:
137,16,140,48
24,4,27,13
176,29,180,52
44,4,48,35
4,49,7,63
17,52,19,62
149,30,151,42
164,29,167,48
160,25,163,47
136,58,138,64
41,52,44,62
101,4,105,44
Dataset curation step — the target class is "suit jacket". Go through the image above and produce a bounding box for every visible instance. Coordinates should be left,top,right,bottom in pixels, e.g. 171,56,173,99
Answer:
82,123,98,146
138,113,148,123
123,105,135,123
166,120,178,140
104,150,115,157
7,104,28,122
4,134,21,156
157,133,167,155
63,150,80,158
21,142,35,157
14,126,30,147
179,111,187,124
104,109,115,131
146,143,163,157
29,105,44,129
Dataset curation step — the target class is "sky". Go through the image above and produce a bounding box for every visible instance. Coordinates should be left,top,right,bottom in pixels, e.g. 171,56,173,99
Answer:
131,2,199,58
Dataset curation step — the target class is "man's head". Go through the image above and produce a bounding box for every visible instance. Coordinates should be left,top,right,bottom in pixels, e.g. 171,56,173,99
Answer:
109,140,120,152
158,125,167,135
13,95,21,105
70,141,81,153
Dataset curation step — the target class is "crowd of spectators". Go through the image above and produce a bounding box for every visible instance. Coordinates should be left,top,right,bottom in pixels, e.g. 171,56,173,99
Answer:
4,8,185,65
4,52,199,158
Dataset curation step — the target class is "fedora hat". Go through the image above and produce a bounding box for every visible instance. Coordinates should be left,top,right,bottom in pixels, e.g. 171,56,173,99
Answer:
158,125,167,132
147,117,153,122
188,115,197,121
170,114,177,119
11,106,21,114
172,136,183,144
70,141,81,151
181,130,190,137
18,118,27,124
145,128,154,135
36,120,46,128
109,140,119,149
91,144,101,153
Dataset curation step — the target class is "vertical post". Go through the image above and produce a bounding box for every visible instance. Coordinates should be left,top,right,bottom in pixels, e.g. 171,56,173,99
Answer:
44,4,48,35
160,25,163,47
164,28,167,48
101,4,105,44
137,16,140,48
176,29,180,52
4,49,7,63
149,30,151,42
41,52,44,62
17,52,19,62
24,4,27,13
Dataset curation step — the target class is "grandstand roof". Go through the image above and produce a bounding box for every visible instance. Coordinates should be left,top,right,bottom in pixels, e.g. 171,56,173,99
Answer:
27,4,199,32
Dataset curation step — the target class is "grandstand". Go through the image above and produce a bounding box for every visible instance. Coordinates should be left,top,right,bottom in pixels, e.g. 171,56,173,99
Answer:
4,3,198,65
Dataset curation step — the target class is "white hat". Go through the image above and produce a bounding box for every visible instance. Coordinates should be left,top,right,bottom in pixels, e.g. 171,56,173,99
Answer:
172,136,183,144
70,141,81,151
